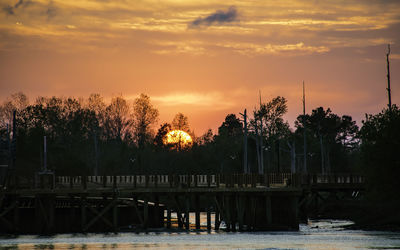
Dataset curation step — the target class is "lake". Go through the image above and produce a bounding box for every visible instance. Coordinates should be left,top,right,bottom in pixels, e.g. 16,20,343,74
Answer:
0,220,399,249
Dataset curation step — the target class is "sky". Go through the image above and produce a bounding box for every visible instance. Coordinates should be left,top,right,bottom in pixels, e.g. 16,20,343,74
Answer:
0,0,399,135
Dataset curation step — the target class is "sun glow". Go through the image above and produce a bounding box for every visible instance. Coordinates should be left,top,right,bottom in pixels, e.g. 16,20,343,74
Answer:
165,130,193,147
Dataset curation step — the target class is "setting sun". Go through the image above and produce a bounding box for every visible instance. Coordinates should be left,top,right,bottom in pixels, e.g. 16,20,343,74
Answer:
165,130,193,147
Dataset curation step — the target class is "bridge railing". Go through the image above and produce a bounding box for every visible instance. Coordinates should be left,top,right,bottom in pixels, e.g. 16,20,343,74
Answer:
302,174,365,185
3,173,365,190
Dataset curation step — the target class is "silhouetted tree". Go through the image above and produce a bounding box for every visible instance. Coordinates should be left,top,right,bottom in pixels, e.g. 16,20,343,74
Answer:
132,93,159,148
295,107,359,173
172,113,190,132
104,96,131,141
359,105,400,199
154,123,172,149
214,114,243,173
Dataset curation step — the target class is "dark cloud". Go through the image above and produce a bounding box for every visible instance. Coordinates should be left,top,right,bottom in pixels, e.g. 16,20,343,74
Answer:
2,0,26,15
46,6,56,19
189,6,238,28
2,5,14,15
14,0,23,8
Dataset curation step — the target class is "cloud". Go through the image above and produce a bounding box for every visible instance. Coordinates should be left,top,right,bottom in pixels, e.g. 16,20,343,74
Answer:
2,0,24,15
151,40,206,55
218,42,330,56
189,6,238,28
152,92,234,110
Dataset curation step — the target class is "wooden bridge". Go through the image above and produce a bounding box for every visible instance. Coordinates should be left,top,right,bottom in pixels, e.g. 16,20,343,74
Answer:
0,173,365,234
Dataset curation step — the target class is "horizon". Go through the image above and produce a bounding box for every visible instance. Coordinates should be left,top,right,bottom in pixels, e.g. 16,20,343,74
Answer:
1,0,399,134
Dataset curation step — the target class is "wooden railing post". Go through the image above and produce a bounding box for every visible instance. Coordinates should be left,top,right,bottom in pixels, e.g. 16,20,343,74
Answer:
113,175,117,189
82,175,87,190
186,174,191,188
251,174,256,188
145,174,149,188
168,174,173,188
312,174,317,184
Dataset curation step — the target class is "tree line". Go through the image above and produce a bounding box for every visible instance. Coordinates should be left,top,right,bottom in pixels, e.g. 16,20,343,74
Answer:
0,92,397,188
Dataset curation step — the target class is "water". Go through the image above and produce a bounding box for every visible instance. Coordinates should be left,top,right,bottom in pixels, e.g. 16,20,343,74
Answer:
0,220,399,249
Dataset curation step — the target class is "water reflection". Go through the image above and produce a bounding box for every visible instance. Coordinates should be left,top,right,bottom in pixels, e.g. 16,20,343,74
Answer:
0,220,399,249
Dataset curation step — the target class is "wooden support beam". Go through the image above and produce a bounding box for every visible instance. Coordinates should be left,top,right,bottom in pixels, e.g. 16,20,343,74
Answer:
214,208,220,230
0,200,18,231
48,195,55,233
236,194,244,231
81,195,87,232
291,196,299,230
167,208,171,229
213,196,226,230
113,196,118,232
131,197,144,226
225,195,231,231
169,194,183,228
185,195,190,230
195,194,200,230
83,201,115,231
265,195,272,225
207,206,211,231
143,198,149,230
251,196,256,230
153,194,160,227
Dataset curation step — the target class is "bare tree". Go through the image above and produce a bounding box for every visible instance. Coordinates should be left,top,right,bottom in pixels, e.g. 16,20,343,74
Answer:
132,93,159,148
104,96,131,141
172,113,190,132
0,92,28,130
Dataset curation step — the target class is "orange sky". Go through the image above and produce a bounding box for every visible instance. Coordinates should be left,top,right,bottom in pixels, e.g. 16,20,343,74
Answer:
0,0,399,135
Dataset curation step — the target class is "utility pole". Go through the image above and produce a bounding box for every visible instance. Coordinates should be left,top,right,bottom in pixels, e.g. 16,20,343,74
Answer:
11,111,16,170
240,109,248,173
259,91,264,174
302,81,307,174
44,136,47,172
386,44,392,111
93,132,99,176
